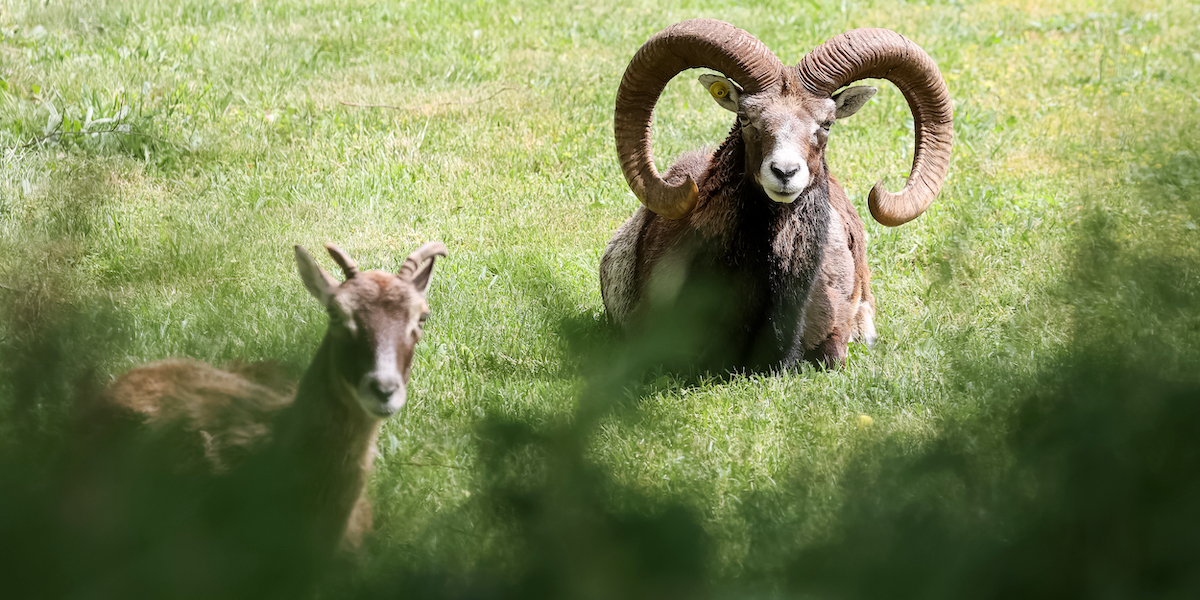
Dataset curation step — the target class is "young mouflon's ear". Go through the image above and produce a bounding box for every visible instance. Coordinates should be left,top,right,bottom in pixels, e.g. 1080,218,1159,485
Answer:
325,243,359,280
295,245,339,306
698,74,741,113
832,85,877,120
410,255,441,296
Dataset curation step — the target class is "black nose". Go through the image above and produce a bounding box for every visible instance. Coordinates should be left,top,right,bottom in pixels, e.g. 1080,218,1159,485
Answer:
368,378,398,399
770,163,799,182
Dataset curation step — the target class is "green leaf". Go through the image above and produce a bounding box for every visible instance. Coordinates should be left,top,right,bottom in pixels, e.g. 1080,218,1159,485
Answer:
43,101,61,136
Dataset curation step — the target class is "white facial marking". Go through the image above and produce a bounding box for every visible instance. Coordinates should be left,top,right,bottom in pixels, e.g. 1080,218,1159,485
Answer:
757,121,813,203
357,340,406,418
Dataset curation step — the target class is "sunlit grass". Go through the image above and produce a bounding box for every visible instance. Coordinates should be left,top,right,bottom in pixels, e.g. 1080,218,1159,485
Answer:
2,0,1198,583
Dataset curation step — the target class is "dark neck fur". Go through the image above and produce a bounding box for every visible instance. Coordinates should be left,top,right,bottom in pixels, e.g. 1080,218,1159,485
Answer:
692,126,831,265
267,335,379,555
687,126,833,369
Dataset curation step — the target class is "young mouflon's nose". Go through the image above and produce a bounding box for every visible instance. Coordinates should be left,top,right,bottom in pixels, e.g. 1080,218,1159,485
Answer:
358,373,406,417
367,377,399,400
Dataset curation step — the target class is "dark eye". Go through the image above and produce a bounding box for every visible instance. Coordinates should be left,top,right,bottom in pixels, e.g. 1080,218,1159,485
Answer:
418,312,430,328
737,114,751,126
327,307,359,337
820,120,834,131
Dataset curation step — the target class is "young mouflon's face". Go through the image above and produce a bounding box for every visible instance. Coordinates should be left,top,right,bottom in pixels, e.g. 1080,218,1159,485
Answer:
295,244,442,420
699,73,877,204
324,273,430,418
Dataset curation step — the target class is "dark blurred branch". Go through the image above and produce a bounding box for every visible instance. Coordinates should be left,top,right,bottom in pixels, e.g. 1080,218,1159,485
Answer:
22,129,178,150
402,460,467,470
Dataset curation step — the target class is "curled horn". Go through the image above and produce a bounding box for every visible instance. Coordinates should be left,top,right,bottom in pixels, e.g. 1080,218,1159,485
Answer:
615,19,783,219
798,28,953,227
398,242,449,280
324,243,359,279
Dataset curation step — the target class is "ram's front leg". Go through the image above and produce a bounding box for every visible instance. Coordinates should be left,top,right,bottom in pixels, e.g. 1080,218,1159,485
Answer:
803,328,850,368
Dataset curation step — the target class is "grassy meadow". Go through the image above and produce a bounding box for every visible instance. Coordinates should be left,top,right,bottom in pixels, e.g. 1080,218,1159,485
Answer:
2,0,1200,597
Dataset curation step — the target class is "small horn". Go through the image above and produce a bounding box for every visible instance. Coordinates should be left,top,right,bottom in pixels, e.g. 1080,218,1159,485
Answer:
324,243,359,279
797,28,953,226
398,242,449,280
615,19,784,219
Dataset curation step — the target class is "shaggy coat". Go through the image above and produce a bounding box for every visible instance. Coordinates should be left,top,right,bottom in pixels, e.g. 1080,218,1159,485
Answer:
603,125,872,370
602,20,951,371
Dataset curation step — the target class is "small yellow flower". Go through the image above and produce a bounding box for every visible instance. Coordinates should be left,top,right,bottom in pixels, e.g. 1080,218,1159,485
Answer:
857,414,874,429
709,81,729,99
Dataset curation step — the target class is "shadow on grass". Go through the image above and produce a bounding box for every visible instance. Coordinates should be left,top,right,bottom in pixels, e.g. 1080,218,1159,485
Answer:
3,147,1200,598
774,204,1200,598
345,146,1200,598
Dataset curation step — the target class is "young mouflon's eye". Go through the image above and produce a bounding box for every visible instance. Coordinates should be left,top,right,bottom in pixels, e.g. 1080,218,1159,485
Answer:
418,312,430,328
820,120,833,131
327,305,358,335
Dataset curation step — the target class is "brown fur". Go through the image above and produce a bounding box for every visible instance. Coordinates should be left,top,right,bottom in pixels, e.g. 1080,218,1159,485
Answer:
602,97,878,369
97,244,444,557
800,177,876,366
100,344,380,553
103,358,291,474
270,335,385,553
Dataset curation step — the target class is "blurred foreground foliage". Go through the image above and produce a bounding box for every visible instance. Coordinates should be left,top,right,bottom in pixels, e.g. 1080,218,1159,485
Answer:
3,151,1199,599
345,150,1200,599
3,0,1199,596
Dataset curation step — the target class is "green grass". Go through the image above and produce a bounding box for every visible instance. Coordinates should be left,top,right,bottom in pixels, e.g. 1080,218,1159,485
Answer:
2,0,1199,595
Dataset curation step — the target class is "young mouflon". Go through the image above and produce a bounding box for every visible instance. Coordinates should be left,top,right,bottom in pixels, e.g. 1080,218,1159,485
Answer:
100,242,448,557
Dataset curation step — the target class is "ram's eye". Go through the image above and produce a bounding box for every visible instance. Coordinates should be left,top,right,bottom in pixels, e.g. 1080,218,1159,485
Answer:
820,120,834,131
418,312,430,328
737,114,751,126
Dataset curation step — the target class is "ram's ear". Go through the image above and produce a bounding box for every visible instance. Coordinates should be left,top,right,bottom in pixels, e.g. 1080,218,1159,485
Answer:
833,86,877,119
698,74,742,113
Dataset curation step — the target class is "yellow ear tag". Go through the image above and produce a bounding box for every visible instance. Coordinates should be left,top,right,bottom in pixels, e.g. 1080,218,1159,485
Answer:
709,81,729,99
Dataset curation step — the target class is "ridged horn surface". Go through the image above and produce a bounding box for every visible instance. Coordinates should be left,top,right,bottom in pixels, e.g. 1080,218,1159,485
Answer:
798,28,953,226
325,243,359,279
615,19,783,219
398,242,448,280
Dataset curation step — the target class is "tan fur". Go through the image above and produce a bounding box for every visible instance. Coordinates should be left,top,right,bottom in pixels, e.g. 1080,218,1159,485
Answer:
802,177,878,365
98,243,445,555
103,358,290,473
601,121,878,368
101,354,380,551
601,71,882,369
342,495,374,551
